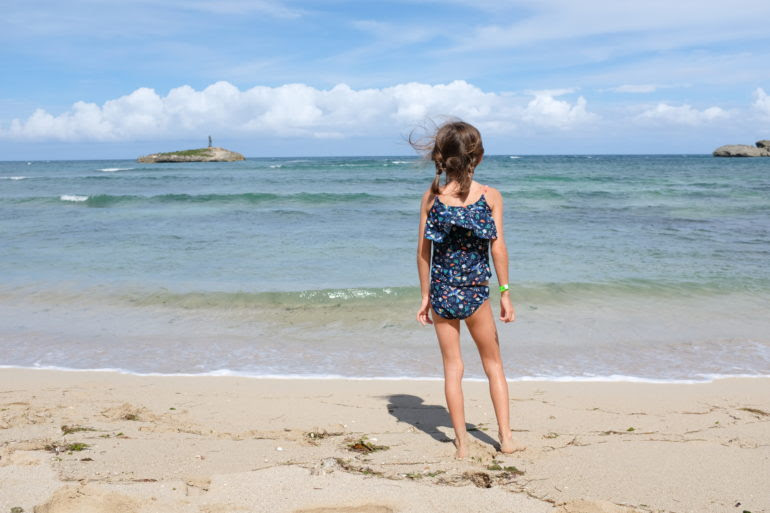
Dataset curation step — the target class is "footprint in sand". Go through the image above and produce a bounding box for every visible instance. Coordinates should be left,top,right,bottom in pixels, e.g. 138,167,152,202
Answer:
100,402,156,422
33,484,141,513
185,476,212,496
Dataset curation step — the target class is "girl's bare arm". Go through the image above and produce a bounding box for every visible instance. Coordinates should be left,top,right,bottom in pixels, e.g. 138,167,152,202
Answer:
416,190,434,324
487,187,515,322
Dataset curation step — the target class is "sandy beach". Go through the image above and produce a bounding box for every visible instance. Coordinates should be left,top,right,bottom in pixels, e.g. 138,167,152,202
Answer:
0,369,767,513
5,1,770,512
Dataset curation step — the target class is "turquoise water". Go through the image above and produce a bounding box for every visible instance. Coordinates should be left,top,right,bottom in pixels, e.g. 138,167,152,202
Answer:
1,155,769,380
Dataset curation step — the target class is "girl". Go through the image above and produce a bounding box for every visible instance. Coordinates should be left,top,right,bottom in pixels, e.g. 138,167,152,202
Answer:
414,120,525,459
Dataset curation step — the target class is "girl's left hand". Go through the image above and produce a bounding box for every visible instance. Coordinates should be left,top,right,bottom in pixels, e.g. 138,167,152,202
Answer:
416,297,434,325
500,294,516,323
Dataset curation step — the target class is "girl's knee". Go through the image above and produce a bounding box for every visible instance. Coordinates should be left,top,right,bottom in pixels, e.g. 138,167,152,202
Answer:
481,356,502,374
444,358,464,376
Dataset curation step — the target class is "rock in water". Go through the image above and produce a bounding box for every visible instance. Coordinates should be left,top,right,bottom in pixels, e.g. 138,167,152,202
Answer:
137,147,245,163
713,145,765,157
713,140,770,157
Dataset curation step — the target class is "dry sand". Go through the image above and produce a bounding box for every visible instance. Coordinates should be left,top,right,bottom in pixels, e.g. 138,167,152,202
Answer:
0,369,768,513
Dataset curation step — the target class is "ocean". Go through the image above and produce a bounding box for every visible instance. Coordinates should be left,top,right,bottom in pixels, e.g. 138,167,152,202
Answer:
1,155,769,382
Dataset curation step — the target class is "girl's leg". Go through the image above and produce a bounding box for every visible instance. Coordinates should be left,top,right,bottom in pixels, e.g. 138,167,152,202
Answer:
465,300,525,453
432,312,468,459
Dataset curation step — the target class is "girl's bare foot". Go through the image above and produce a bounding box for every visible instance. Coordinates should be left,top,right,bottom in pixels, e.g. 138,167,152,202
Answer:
452,434,468,459
499,431,526,454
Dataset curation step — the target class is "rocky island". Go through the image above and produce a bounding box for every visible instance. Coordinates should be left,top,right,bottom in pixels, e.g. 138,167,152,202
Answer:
713,139,770,157
137,147,245,163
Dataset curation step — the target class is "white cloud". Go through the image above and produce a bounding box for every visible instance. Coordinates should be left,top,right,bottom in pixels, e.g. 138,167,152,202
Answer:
0,81,597,142
521,90,597,128
611,84,658,93
753,88,770,118
636,103,729,125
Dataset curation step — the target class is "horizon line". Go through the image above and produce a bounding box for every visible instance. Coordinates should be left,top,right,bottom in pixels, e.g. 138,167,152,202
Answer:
0,153,721,163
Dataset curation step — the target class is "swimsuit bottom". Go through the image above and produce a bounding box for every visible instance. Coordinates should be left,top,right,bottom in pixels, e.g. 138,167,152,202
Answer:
430,281,490,320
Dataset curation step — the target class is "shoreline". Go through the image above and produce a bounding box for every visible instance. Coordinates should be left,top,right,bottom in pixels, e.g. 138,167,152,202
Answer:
4,278,769,382
2,368,768,513
3,365,770,384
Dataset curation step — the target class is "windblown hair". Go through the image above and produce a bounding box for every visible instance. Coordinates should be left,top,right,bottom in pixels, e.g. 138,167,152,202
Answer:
410,119,484,197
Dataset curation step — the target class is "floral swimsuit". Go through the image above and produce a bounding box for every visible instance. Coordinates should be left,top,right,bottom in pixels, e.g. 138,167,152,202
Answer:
424,186,498,320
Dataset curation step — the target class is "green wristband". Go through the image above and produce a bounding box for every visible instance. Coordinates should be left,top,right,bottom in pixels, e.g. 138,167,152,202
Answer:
499,284,510,293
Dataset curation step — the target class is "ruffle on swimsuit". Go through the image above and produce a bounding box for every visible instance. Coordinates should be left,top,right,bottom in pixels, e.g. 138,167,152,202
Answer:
424,195,498,243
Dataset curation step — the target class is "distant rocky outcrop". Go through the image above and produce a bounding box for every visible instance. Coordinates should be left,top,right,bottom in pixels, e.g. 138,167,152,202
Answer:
137,147,245,163
713,140,770,157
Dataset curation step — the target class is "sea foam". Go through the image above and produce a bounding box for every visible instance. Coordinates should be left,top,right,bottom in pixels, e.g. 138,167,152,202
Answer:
60,194,88,202
1,364,768,384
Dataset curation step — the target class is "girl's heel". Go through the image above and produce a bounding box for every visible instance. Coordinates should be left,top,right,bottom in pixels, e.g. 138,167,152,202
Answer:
499,433,526,454
452,433,469,460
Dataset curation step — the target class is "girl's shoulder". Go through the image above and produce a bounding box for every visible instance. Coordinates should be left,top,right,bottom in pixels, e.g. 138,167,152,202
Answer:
482,185,503,210
420,188,437,213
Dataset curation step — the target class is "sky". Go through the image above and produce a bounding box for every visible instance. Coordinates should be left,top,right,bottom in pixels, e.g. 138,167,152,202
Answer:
1,0,770,158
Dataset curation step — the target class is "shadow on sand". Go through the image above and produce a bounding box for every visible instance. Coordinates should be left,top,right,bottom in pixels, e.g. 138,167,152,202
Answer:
385,393,499,449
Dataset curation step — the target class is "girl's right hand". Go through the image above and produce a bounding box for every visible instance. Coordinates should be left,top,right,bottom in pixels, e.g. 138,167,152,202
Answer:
417,297,434,325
